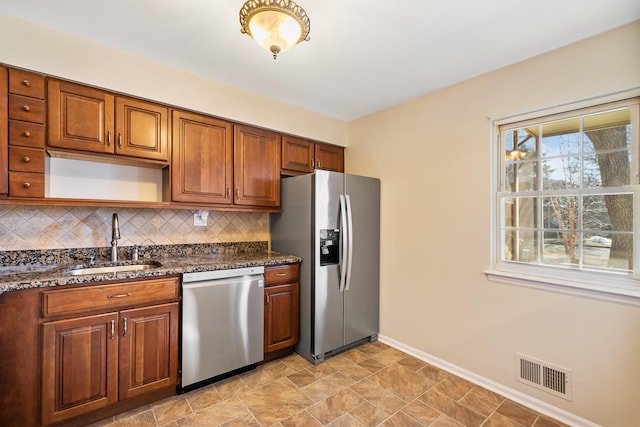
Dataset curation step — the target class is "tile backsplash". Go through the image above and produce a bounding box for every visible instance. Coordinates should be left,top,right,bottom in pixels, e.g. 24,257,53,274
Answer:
0,205,269,251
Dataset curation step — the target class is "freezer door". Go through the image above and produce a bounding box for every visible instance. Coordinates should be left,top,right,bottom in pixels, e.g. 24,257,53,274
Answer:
344,174,380,344
312,170,346,357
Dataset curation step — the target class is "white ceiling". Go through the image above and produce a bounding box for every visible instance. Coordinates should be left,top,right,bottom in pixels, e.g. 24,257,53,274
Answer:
1,0,639,121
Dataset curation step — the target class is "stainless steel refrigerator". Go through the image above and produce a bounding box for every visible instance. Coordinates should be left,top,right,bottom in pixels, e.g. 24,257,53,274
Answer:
270,170,380,364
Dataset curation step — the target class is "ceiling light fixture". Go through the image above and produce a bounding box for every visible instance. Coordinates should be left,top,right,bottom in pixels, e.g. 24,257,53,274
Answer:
239,0,311,60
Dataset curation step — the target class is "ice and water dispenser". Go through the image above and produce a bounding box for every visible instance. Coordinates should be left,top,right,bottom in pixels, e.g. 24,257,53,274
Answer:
319,229,340,266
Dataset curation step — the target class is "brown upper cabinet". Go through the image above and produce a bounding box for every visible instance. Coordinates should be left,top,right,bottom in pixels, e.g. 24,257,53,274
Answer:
171,110,233,205
281,135,344,175
48,79,169,163
7,68,46,198
234,124,281,208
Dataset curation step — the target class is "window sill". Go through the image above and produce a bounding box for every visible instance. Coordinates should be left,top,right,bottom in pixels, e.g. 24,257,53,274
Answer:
485,268,640,307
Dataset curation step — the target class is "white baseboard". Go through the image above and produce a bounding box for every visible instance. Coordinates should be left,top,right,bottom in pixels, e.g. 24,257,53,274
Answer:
378,335,600,427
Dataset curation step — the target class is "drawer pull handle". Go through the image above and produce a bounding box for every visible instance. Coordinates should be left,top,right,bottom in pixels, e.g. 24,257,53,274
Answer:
110,320,115,340
123,317,128,336
265,293,269,306
236,188,240,198
22,156,30,163
226,187,231,199
22,79,31,87
24,131,31,137
23,182,31,188
23,105,30,112
276,273,288,277
118,133,123,148
107,293,131,299
107,130,111,147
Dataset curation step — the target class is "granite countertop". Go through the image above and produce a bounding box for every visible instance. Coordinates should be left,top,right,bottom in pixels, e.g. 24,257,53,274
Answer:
0,243,302,295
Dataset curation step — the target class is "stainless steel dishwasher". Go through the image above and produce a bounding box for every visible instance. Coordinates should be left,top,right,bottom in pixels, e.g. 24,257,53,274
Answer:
180,266,264,392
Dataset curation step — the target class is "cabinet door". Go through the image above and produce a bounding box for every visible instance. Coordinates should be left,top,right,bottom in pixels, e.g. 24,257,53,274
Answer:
282,135,314,173
47,79,115,154
315,143,344,172
42,312,119,425
234,125,281,207
171,110,233,204
115,97,169,162
118,303,179,400
264,283,299,353
0,66,7,196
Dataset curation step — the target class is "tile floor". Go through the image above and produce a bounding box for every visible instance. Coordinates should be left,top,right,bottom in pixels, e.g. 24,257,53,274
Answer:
92,342,567,427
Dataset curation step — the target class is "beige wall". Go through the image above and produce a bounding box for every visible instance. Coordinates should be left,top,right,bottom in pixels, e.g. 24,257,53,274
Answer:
0,12,348,146
348,21,640,426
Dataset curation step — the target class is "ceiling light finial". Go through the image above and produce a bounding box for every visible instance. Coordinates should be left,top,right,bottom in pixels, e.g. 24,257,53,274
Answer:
239,0,311,60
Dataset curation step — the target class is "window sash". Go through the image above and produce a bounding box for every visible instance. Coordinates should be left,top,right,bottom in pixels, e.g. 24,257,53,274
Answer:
492,96,640,293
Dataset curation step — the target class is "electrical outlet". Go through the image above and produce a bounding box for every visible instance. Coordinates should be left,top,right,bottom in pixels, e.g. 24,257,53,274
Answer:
193,210,209,227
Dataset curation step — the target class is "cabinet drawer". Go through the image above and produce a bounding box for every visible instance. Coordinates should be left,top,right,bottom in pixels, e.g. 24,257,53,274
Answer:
8,94,45,124
42,277,180,317
9,120,45,148
265,264,300,285
9,171,44,198
9,146,45,173
9,69,45,99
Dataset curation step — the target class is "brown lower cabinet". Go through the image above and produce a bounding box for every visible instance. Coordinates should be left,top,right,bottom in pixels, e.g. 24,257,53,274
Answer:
264,264,300,361
0,279,181,427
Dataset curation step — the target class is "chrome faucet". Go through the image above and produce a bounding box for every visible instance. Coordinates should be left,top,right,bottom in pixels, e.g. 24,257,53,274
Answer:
111,213,120,262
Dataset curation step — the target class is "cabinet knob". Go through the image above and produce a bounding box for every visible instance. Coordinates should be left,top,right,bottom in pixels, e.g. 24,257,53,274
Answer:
23,182,31,188
23,131,31,137
22,105,30,112
22,79,31,87
22,156,30,163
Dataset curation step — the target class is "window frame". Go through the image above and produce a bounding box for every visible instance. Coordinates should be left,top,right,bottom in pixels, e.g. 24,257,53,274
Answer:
486,91,640,306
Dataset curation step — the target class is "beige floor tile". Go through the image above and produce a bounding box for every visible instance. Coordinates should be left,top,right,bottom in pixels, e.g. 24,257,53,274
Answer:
483,411,527,427
186,386,224,412
400,400,442,425
306,360,338,378
176,397,249,427
496,400,539,427
429,414,465,426
262,359,300,379
301,372,355,402
458,386,504,416
112,410,157,427
357,342,386,357
287,368,319,388
350,378,407,414
371,347,408,366
395,356,428,372
349,401,391,426
240,367,275,389
419,389,485,427
418,364,449,383
307,388,365,424
358,357,388,373
240,377,314,424
432,375,475,401
280,409,323,427
369,364,433,402
326,412,368,427
154,398,193,425
381,410,423,426
214,376,250,400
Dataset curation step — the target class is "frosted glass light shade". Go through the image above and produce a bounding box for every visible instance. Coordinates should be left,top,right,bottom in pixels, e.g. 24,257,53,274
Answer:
240,0,311,59
249,10,302,57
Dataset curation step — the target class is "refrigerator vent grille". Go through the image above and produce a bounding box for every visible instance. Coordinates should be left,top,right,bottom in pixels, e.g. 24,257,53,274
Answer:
515,353,572,401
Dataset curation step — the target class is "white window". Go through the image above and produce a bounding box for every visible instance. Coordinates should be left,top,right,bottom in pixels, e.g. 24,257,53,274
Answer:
488,96,640,304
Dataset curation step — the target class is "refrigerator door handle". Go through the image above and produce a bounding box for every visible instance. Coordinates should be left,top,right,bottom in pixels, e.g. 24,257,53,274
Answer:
338,194,348,292
345,194,354,290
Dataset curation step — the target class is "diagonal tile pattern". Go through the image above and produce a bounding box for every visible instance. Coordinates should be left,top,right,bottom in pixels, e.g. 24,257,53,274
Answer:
0,205,269,251
92,343,569,427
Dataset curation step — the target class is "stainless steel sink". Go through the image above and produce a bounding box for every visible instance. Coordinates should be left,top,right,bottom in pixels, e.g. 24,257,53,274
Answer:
63,261,162,276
